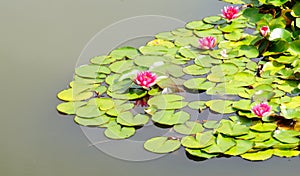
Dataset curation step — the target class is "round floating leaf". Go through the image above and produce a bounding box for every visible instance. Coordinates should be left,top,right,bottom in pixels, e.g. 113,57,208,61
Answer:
109,46,139,60
188,101,207,111
211,63,239,75
75,64,111,79
139,45,177,56
206,100,235,114
232,99,252,111
289,40,300,55
183,65,210,75
273,149,300,158
241,150,273,161
74,115,110,126
175,36,199,47
144,137,181,154
104,123,135,139
93,98,115,111
174,121,204,135
203,16,224,24
184,78,216,90
147,39,175,48
254,137,279,149
185,148,218,159
148,94,188,110
194,28,222,38
202,134,236,153
90,55,116,65
171,28,193,37
224,140,254,156
117,111,149,126
203,121,219,129
186,20,214,30
250,122,277,132
152,110,190,126
246,61,258,71
109,60,134,73
134,55,169,67
57,88,94,102
76,105,104,118
107,89,147,100
155,32,176,40
178,47,198,58
215,120,249,136
273,130,300,144
151,63,184,78
238,45,259,58
232,72,255,86
181,131,215,149
57,102,86,115
195,55,222,67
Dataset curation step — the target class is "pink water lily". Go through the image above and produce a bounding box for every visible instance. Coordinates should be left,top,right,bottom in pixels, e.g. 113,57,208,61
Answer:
199,36,217,50
135,71,157,89
251,102,272,118
221,6,239,21
260,26,270,37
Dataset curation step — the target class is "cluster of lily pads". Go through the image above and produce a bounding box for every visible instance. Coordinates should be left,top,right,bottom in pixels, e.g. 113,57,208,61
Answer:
57,0,300,161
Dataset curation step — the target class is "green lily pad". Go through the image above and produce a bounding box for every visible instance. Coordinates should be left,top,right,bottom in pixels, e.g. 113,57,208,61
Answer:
214,120,249,136
90,55,116,65
178,47,198,58
185,148,218,159
186,20,214,30
183,78,216,90
181,131,215,148
202,134,236,153
152,110,190,126
107,89,147,100
104,123,135,139
241,150,273,161
206,100,235,114
250,122,277,132
75,64,111,79
269,28,291,41
203,16,225,24
148,94,188,110
224,140,254,156
211,63,239,75
109,60,134,73
188,101,207,111
183,65,210,75
273,130,300,144
273,149,300,158
144,136,181,154
134,55,169,67
232,99,252,111
74,114,110,126
203,121,219,129
109,46,139,60
57,102,86,115
57,88,94,101
117,111,149,126
155,32,176,41
174,121,204,135
76,105,104,118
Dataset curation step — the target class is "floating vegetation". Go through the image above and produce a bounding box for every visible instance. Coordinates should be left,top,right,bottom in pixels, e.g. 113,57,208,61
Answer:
57,0,300,161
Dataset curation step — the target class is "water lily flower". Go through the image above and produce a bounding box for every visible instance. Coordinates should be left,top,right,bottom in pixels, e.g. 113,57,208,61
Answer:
260,26,270,37
251,102,272,118
220,49,228,57
199,36,217,50
221,6,239,21
135,71,157,89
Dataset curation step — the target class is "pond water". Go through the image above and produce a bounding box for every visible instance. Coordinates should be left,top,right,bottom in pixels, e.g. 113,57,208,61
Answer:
1,0,299,176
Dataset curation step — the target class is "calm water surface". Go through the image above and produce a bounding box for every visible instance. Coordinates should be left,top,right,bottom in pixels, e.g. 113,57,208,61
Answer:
0,0,299,175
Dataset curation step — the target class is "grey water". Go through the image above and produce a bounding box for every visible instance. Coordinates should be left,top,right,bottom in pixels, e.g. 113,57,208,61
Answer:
1,0,299,176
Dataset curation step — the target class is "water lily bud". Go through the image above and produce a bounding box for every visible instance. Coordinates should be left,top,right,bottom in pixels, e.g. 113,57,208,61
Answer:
135,71,157,89
260,26,270,37
251,102,272,118
221,6,239,21
199,36,217,50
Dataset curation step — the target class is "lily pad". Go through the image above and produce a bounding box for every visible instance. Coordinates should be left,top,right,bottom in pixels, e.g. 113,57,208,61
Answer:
104,123,135,139
174,121,204,135
148,94,188,110
181,131,215,148
109,46,139,60
241,150,273,161
152,110,190,126
273,130,300,144
57,102,86,115
117,111,149,126
224,140,254,156
206,100,235,114
144,137,181,154
74,115,110,126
